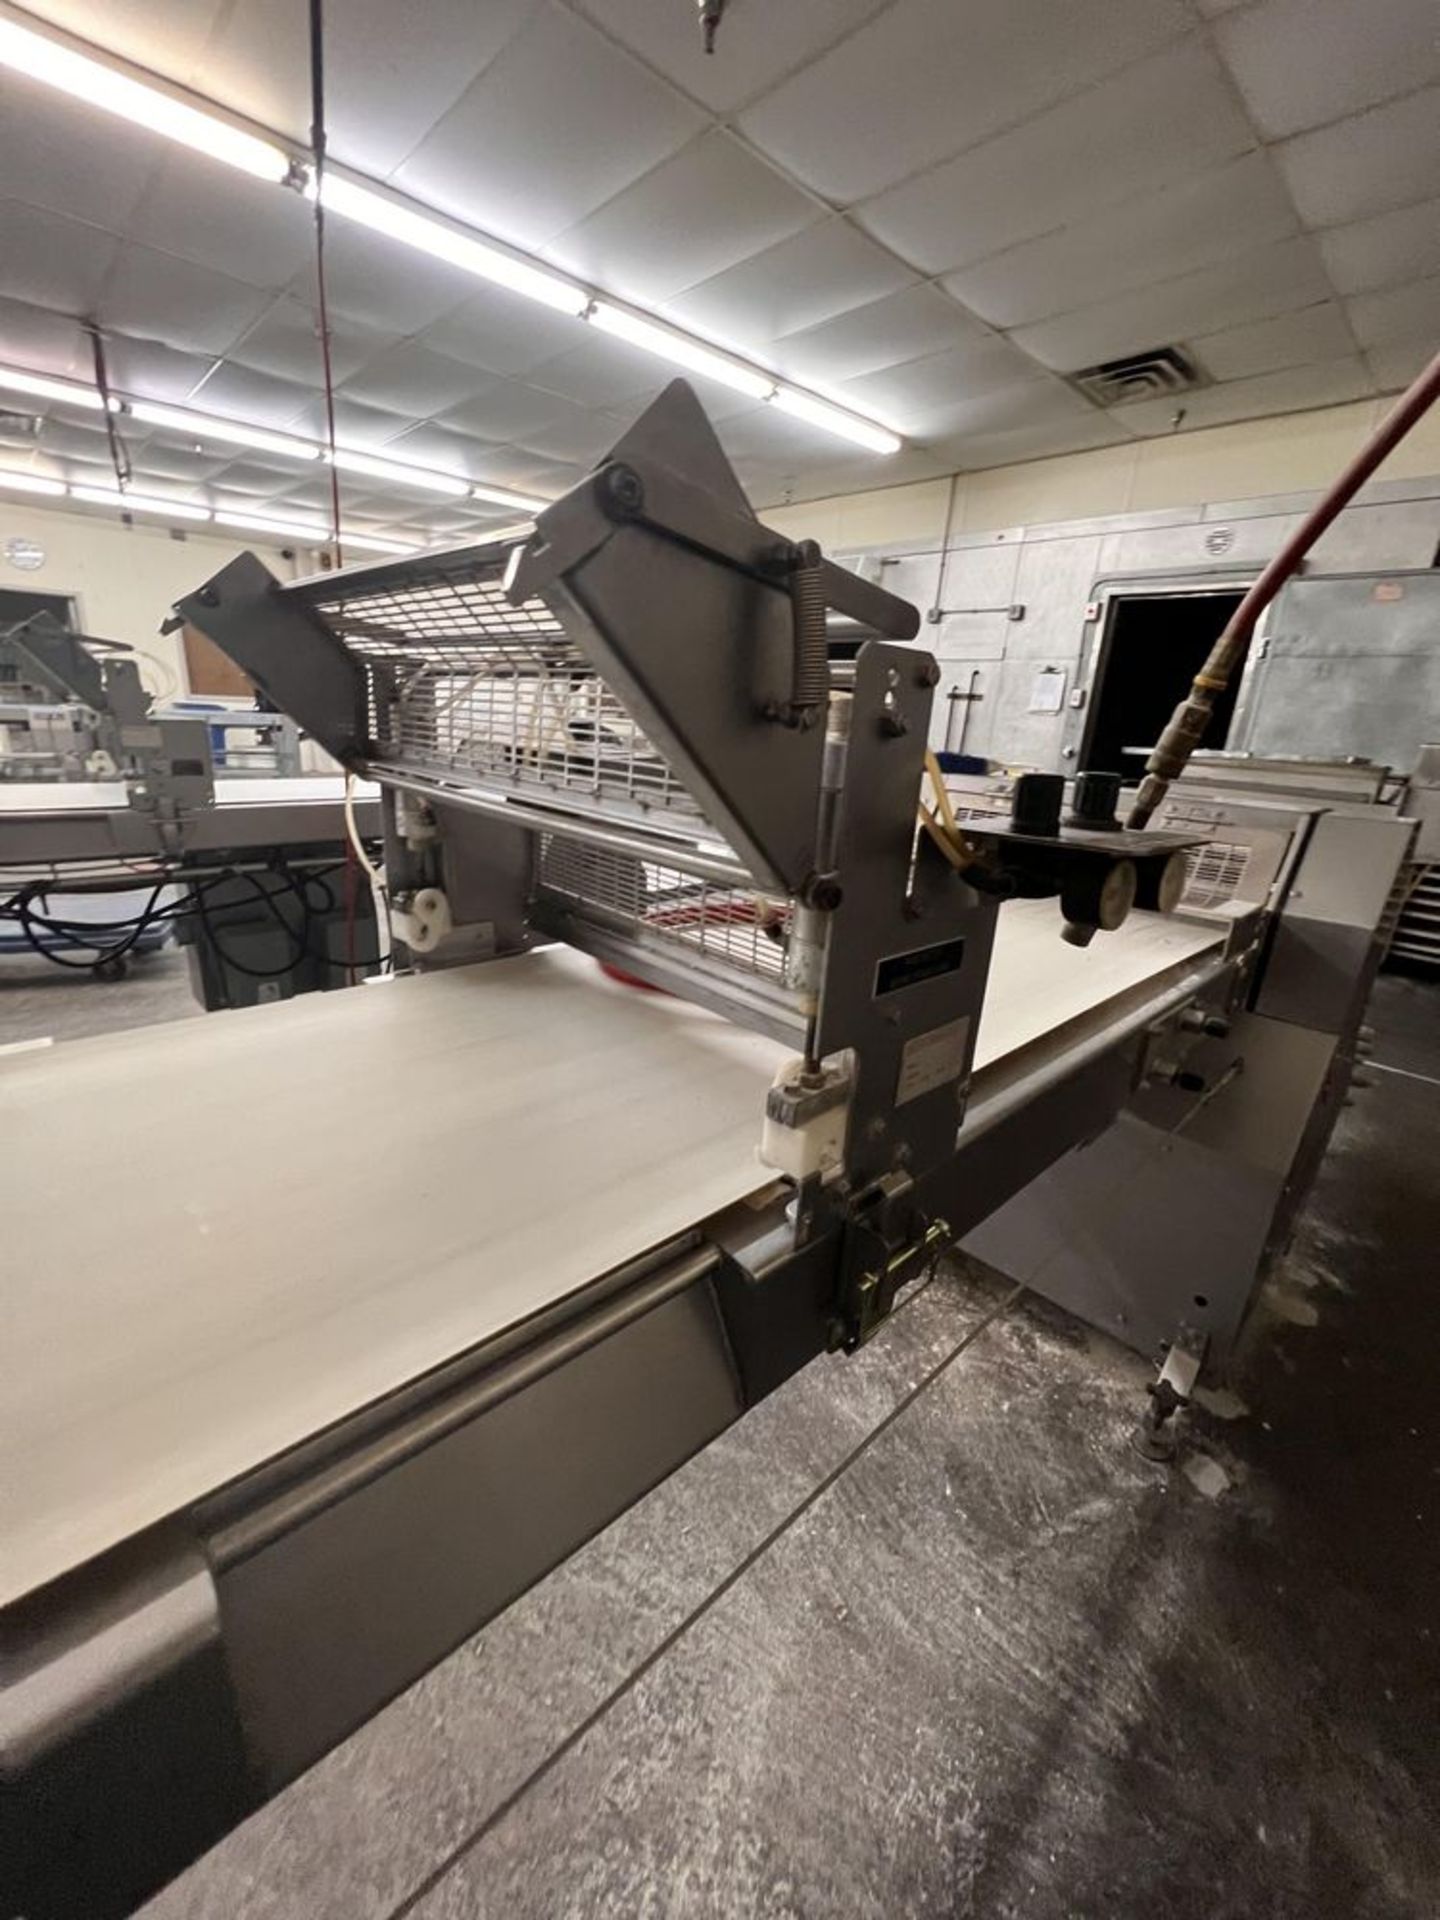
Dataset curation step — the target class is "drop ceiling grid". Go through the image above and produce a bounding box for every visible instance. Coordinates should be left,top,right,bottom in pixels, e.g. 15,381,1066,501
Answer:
0,0,1435,523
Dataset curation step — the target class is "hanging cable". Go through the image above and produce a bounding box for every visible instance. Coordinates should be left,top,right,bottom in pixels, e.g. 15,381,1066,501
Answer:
308,0,343,566
86,321,131,491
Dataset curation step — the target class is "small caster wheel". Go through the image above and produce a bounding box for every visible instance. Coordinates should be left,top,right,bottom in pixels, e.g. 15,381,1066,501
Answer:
94,954,129,983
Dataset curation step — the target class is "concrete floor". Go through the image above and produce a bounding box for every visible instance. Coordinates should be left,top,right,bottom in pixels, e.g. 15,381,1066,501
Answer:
8,958,1437,1917
0,944,201,1048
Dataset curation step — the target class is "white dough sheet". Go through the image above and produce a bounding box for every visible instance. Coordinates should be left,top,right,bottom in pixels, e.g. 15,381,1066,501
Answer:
3,902,1222,1607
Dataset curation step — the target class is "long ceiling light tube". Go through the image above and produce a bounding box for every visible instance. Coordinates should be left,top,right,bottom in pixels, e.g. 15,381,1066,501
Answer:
326,448,470,498
0,11,292,182
0,469,418,549
588,302,776,401
0,365,115,412
770,386,903,455
315,174,588,317
213,507,415,553
0,10,905,459
70,484,213,522
128,400,321,461
0,469,67,496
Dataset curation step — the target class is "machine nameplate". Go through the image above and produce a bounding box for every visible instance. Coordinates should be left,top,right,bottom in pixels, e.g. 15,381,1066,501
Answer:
874,935,967,998
895,1015,971,1107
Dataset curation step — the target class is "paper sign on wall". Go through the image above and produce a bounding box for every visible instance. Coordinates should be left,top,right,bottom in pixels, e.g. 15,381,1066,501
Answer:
1028,667,1067,714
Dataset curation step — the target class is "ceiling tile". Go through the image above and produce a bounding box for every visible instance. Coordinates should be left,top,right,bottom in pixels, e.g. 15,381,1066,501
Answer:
936,412,1132,472
913,375,1109,447
283,222,476,336
0,69,160,232
837,345,1053,433
229,297,398,386
285,395,424,450
0,200,118,312
715,405,864,466
459,443,574,490
382,420,506,472
1111,357,1375,433
942,152,1298,331
524,334,675,409
1006,237,1334,371
102,336,218,402
856,40,1256,276
436,380,589,443
96,244,272,356
509,405,635,465
186,361,319,429
1318,200,1440,296
394,2,703,251
1365,341,1437,390
33,417,116,462
1276,86,1440,228
736,0,1190,204
339,342,497,418
1213,0,1440,140
770,286,1003,387
200,0,539,170
1346,276,1440,350
573,0,893,114
1193,301,1358,381
0,297,89,378
125,442,230,485
125,153,315,292
663,218,916,348
511,458,590,495
543,131,820,305
14,1,227,82
419,286,589,378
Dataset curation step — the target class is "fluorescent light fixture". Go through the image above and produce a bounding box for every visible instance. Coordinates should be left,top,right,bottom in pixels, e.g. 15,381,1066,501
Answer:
130,400,320,461
770,387,902,455
588,303,775,401
71,485,212,523
0,17,292,182
0,365,111,412
473,522,534,545
328,448,471,497
214,508,414,555
317,175,588,317
470,483,547,513
0,469,66,497
214,508,334,543
340,532,419,556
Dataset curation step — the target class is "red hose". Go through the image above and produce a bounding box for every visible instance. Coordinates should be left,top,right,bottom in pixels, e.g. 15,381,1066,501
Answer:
1128,343,1440,825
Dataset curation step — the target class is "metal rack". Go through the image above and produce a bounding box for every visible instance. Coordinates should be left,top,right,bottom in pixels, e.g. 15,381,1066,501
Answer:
295,546,707,836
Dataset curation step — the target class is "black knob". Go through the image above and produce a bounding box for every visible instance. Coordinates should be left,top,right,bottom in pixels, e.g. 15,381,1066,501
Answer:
1069,770,1122,830
1010,772,1064,837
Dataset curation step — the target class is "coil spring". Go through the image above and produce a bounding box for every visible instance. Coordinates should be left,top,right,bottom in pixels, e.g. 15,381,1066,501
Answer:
789,553,828,722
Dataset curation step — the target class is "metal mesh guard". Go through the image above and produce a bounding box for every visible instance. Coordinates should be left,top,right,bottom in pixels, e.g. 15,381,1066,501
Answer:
303,549,706,827
537,834,792,987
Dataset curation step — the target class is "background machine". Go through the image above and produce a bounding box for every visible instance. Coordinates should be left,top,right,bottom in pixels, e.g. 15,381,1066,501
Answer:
3,385,1411,1918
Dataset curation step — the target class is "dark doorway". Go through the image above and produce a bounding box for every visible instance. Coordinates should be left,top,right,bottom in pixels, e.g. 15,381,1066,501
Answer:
1084,589,1247,778
0,586,76,631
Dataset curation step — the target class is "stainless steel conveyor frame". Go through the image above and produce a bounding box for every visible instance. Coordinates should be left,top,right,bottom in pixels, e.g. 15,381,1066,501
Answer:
5,383,1407,1920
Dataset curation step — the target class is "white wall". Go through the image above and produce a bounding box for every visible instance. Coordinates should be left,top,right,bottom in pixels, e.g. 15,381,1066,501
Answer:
0,499,308,699
762,396,1440,775
765,394,1440,549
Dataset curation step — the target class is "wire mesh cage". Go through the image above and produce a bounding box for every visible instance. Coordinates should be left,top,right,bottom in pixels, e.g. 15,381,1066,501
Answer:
300,547,708,830
535,833,793,987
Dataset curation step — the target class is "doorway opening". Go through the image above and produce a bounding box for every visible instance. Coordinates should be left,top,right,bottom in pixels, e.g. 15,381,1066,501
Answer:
1083,589,1248,779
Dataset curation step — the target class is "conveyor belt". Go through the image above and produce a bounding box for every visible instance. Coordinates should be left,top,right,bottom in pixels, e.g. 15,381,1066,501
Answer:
3,904,1222,1609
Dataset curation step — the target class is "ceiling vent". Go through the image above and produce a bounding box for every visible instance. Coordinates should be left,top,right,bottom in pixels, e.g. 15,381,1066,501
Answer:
1067,345,1207,409
0,409,41,449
